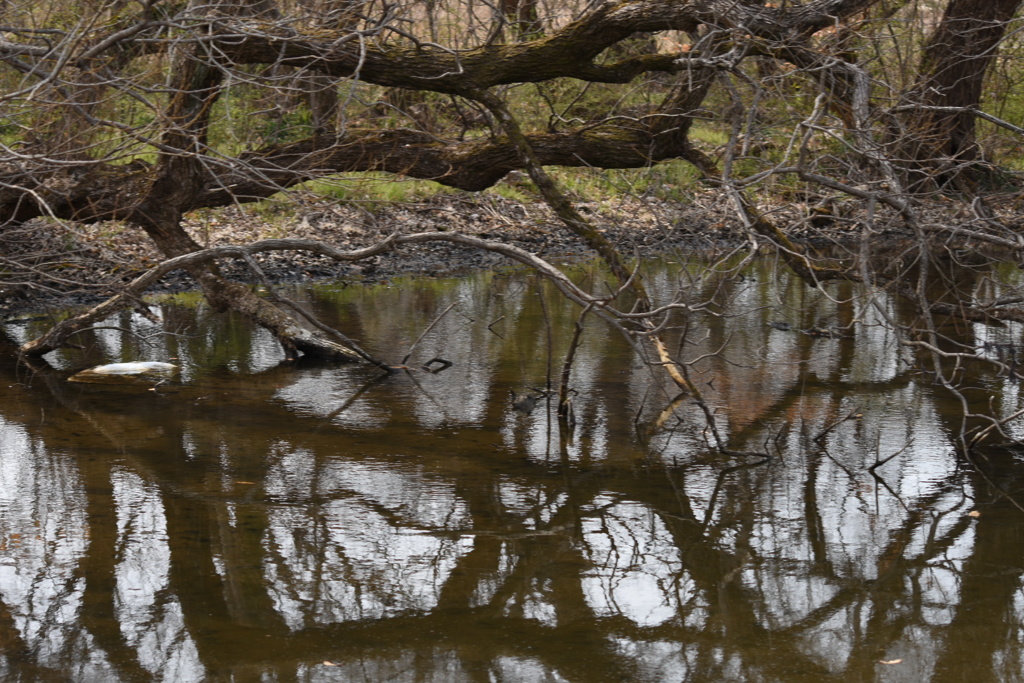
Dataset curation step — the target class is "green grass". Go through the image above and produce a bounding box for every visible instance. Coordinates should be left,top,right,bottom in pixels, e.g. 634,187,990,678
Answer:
302,174,451,205
247,173,458,224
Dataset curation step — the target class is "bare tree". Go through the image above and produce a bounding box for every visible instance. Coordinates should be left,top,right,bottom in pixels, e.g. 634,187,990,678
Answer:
4,0,1024,445
0,1,873,362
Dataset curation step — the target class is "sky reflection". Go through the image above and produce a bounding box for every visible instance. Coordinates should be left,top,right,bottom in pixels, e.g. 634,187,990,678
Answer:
1,263,1022,681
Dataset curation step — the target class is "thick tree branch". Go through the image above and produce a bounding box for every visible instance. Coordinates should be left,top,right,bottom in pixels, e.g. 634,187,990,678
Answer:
0,115,706,224
2,0,883,95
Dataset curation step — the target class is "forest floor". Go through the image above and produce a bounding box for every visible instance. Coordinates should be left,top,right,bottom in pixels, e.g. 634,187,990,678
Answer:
0,187,997,319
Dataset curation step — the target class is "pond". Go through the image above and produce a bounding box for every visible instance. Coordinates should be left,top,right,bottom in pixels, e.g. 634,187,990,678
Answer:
1,259,1023,682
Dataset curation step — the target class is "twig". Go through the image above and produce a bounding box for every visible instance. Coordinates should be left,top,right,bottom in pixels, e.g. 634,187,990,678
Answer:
813,407,862,444
558,304,591,417
402,301,458,365
868,441,913,474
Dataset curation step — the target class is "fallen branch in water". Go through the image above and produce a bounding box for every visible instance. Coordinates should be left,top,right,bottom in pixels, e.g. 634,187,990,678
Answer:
17,232,655,362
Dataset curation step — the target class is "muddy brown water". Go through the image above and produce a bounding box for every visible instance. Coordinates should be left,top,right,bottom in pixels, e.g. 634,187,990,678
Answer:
1,260,1024,681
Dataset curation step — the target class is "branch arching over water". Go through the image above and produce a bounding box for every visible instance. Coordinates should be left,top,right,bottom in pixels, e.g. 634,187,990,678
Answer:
18,232,641,358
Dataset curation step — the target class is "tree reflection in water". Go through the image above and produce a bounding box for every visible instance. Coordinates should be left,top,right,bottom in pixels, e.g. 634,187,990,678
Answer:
0,262,1021,682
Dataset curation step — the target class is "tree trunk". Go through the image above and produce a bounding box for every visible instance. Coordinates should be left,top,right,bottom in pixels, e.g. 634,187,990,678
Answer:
899,0,1022,190
123,3,362,362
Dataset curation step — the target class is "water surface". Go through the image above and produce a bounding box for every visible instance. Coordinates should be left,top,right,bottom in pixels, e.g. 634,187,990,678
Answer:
1,261,1023,681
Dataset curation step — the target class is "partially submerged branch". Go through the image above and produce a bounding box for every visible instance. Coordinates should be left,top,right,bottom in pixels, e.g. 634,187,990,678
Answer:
18,232,651,358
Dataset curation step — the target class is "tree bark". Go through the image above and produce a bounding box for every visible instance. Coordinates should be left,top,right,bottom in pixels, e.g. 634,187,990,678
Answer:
899,0,1022,189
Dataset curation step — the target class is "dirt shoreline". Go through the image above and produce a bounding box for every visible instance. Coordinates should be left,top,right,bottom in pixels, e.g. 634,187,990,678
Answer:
0,190,886,320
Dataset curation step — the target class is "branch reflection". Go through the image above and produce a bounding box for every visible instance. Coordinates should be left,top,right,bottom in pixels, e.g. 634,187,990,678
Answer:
0,264,1021,681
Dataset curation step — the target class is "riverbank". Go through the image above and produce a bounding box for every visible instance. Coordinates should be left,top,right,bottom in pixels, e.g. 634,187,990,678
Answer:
0,187,976,319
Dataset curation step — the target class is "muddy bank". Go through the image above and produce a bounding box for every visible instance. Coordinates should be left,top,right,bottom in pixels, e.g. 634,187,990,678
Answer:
0,188,940,319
